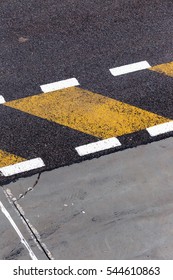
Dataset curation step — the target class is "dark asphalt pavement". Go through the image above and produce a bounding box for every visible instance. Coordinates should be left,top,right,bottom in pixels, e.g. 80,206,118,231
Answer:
0,0,173,184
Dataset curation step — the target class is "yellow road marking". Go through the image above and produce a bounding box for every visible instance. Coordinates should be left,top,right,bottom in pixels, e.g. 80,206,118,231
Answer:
150,61,173,77
0,150,25,168
4,87,171,139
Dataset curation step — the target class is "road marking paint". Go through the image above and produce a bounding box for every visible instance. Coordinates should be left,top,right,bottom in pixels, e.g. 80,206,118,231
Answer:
75,137,121,156
5,87,170,139
0,157,45,177
0,150,25,168
110,61,151,76
0,95,5,104
0,201,38,260
4,188,54,260
149,61,173,77
146,121,173,136
40,78,79,93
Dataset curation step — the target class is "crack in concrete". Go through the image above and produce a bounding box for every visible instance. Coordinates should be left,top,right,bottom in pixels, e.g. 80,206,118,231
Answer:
15,172,41,202
2,187,54,260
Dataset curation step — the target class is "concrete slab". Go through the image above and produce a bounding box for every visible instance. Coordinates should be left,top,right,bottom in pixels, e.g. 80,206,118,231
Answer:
0,202,28,259
3,137,173,259
0,187,48,260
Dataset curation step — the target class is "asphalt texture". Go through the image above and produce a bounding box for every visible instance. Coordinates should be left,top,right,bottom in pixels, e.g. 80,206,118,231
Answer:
1,0,173,184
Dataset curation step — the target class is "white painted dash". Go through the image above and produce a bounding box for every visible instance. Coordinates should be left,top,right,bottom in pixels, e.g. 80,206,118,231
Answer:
0,201,38,260
146,121,173,137
0,95,5,104
0,158,45,177
40,78,79,93
75,137,121,156
110,61,151,76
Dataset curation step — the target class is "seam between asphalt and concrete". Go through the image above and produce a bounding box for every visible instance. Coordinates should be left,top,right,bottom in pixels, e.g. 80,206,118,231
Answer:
0,60,173,180
1,136,173,259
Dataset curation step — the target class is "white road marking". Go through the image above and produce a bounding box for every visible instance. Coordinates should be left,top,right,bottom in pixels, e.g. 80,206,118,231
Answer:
0,158,45,177
0,95,5,104
109,61,151,76
146,121,173,136
40,78,79,93
75,137,121,156
0,201,38,260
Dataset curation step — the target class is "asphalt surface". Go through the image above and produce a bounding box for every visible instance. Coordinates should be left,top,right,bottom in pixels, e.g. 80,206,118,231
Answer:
1,137,173,260
0,1,173,182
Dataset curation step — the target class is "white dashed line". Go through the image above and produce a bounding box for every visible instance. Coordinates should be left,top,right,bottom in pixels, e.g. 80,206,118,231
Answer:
0,158,45,177
0,95,5,104
109,61,151,76
40,78,79,93
75,137,121,156
146,121,173,137
0,201,38,260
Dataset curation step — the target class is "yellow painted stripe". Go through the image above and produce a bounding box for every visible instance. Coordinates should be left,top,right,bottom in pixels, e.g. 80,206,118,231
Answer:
0,150,25,168
150,61,173,77
5,87,171,139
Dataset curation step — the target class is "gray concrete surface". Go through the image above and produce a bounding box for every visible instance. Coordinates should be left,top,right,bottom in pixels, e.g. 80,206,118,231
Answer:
1,137,173,259
0,199,29,260
0,183,48,260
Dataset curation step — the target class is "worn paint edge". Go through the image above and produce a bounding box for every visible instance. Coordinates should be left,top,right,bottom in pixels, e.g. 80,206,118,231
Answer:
40,78,80,93
0,158,45,177
0,201,38,260
75,137,121,156
146,121,173,137
110,61,151,76
0,95,6,104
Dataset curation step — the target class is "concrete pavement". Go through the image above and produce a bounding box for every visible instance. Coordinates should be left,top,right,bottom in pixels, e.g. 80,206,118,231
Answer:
1,137,173,259
0,183,47,260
